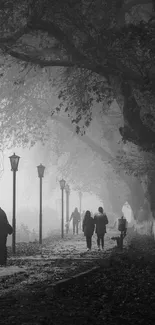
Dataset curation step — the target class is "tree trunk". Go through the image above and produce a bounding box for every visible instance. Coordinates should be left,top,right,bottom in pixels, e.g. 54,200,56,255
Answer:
105,181,124,216
124,174,145,219
120,81,155,150
146,172,155,239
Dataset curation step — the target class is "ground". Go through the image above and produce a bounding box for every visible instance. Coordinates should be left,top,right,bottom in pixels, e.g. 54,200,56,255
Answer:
0,230,117,295
0,229,155,324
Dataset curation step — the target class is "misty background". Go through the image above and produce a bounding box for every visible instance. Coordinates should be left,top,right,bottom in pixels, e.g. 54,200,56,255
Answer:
0,145,105,244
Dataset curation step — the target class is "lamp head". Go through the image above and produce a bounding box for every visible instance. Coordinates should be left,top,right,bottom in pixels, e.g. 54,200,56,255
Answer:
9,153,20,171
37,164,45,178
59,179,66,190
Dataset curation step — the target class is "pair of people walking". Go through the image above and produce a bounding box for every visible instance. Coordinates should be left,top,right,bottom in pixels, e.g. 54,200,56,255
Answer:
82,207,108,251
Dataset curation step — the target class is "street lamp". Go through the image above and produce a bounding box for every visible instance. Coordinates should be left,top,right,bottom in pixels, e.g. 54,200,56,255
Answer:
37,163,45,244
65,184,70,234
9,153,20,255
59,179,66,238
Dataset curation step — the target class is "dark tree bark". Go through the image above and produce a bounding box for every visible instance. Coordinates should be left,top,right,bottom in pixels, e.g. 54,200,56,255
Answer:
125,176,145,219
120,81,155,151
147,172,155,219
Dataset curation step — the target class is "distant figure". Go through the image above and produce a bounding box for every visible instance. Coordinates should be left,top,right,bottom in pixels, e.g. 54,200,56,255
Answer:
118,215,128,237
70,207,81,234
0,207,13,266
82,210,95,251
94,207,108,251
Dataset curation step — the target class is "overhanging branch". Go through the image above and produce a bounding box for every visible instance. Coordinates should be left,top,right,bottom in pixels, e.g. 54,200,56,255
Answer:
3,49,76,67
0,26,30,45
0,17,149,87
27,19,146,85
4,47,146,87
28,19,88,63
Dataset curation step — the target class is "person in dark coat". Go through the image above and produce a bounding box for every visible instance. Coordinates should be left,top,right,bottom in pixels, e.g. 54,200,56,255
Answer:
82,210,95,251
0,207,13,266
94,207,108,251
70,207,81,234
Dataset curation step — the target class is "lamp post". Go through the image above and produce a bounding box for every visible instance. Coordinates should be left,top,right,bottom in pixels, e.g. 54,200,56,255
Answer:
79,191,82,230
65,184,70,234
59,179,66,238
9,153,20,255
37,163,45,245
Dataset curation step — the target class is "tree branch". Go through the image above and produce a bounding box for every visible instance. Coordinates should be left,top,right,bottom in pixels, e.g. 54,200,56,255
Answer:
0,26,30,45
27,19,146,84
0,16,148,87
3,49,76,67
28,19,88,63
3,46,146,88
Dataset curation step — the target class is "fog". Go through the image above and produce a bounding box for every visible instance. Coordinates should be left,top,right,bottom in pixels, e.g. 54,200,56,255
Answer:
0,145,102,242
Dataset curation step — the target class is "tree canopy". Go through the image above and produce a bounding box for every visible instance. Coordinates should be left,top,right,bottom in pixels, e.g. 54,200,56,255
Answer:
1,0,155,152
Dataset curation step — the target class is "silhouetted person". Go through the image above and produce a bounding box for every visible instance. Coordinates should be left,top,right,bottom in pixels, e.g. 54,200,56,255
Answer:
118,215,128,237
94,207,108,250
0,207,13,266
70,207,81,234
82,210,95,251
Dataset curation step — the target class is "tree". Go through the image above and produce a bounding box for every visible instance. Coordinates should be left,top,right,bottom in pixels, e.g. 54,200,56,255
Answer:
0,0,155,151
1,0,155,223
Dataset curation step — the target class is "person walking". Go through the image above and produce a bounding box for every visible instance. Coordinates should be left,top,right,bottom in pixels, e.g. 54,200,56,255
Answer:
82,210,95,251
70,207,81,234
0,207,13,266
94,207,108,251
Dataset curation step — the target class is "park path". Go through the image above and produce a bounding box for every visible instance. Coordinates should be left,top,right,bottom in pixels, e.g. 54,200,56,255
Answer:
6,229,118,260
40,231,117,258
1,233,155,325
0,230,119,296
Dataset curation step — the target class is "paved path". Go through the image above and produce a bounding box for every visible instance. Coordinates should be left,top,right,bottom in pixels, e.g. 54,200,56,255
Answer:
1,231,118,276
8,230,118,260
0,230,121,296
42,231,117,257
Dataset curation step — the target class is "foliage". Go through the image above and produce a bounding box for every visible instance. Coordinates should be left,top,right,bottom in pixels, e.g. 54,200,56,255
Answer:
116,144,155,178
53,68,114,135
0,60,57,148
0,0,155,150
